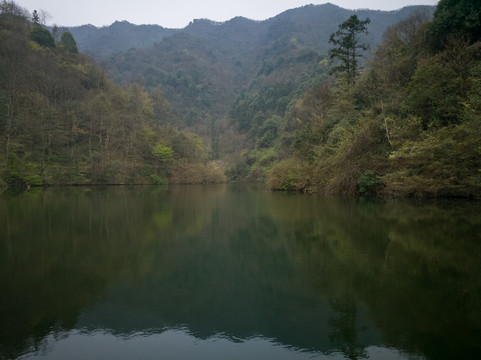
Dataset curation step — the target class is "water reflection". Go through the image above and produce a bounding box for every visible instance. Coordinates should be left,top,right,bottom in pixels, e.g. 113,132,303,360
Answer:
0,185,480,359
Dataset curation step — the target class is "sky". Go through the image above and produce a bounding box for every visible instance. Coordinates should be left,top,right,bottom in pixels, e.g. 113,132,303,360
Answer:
16,0,439,28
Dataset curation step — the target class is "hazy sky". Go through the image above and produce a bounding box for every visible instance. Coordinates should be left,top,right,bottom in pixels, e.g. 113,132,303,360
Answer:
16,0,439,28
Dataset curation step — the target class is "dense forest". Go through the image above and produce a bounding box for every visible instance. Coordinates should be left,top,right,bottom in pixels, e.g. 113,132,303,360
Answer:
0,1,226,187
1,0,480,198
263,0,481,198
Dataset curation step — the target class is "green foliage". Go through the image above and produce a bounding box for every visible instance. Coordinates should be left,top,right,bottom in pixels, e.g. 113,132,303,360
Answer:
427,0,481,51
171,132,206,162
152,143,174,162
231,81,298,132
150,174,169,186
169,161,226,184
368,10,431,93
0,6,225,187
30,24,54,47
225,156,250,181
385,121,481,197
357,171,381,196
266,1,481,198
293,123,321,162
98,4,417,145
267,157,311,192
3,0,479,198
406,58,460,128
329,15,371,84
406,39,480,129
257,115,280,149
24,174,42,186
59,31,78,54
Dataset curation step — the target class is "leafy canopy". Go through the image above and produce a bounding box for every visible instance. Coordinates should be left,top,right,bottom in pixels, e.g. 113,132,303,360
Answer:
59,31,78,54
30,24,54,47
427,0,481,51
152,143,174,162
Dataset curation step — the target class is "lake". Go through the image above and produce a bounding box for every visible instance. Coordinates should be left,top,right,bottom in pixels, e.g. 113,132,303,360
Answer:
0,185,480,360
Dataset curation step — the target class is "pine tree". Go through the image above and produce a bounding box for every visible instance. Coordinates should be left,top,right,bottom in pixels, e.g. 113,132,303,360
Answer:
329,15,370,85
31,9,39,23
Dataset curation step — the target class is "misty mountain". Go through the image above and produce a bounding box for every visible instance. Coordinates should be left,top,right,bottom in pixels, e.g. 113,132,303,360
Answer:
70,4,433,59
69,21,179,58
68,4,435,135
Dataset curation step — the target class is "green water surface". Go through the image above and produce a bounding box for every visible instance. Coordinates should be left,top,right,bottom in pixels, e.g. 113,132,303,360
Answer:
1,185,480,360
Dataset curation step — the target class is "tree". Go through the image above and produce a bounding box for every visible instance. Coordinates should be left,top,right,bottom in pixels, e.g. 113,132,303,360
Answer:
152,142,174,181
59,31,78,54
31,9,39,23
427,0,481,51
152,143,174,162
329,15,370,85
406,38,478,129
0,0,29,23
30,24,54,47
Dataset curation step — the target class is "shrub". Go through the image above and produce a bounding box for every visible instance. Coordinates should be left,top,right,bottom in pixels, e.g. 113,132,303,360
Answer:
357,170,382,196
267,157,311,192
150,174,169,186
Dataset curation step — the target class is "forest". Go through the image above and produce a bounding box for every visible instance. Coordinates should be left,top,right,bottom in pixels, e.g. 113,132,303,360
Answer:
263,0,481,198
1,0,480,198
0,1,226,188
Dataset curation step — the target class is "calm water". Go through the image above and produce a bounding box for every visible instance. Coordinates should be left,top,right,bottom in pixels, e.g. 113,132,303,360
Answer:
0,185,480,360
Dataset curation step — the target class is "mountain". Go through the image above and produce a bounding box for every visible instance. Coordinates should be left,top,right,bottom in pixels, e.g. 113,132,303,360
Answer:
73,4,433,141
65,4,437,141
69,4,434,60
69,21,179,58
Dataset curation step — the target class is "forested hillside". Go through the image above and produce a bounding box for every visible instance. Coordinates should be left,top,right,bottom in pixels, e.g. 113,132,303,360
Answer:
0,1,225,188
89,5,433,132
86,4,435,169
69,21,179,59
1,0,480,198
264,0,481,198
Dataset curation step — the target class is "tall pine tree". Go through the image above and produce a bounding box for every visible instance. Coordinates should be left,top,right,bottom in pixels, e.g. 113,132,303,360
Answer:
329,15,370,85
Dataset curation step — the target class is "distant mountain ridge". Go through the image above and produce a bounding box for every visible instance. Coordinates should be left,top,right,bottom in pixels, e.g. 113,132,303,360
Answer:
69,3,434,59
69,21,178,58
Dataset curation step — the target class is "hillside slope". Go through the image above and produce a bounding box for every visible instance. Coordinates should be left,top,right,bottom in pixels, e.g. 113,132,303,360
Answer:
76,4,433,140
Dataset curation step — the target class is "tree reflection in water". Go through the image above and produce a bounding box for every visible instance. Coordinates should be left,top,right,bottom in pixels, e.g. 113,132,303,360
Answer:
0,185,480,360
329,299,368,360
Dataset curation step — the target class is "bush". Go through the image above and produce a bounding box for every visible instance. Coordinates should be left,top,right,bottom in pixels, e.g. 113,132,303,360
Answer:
225,156,250,181
150,174,169,186
267,157,312,192
357,170,382,196
384,121,481,198
24,174,43,186
169,161,226,184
